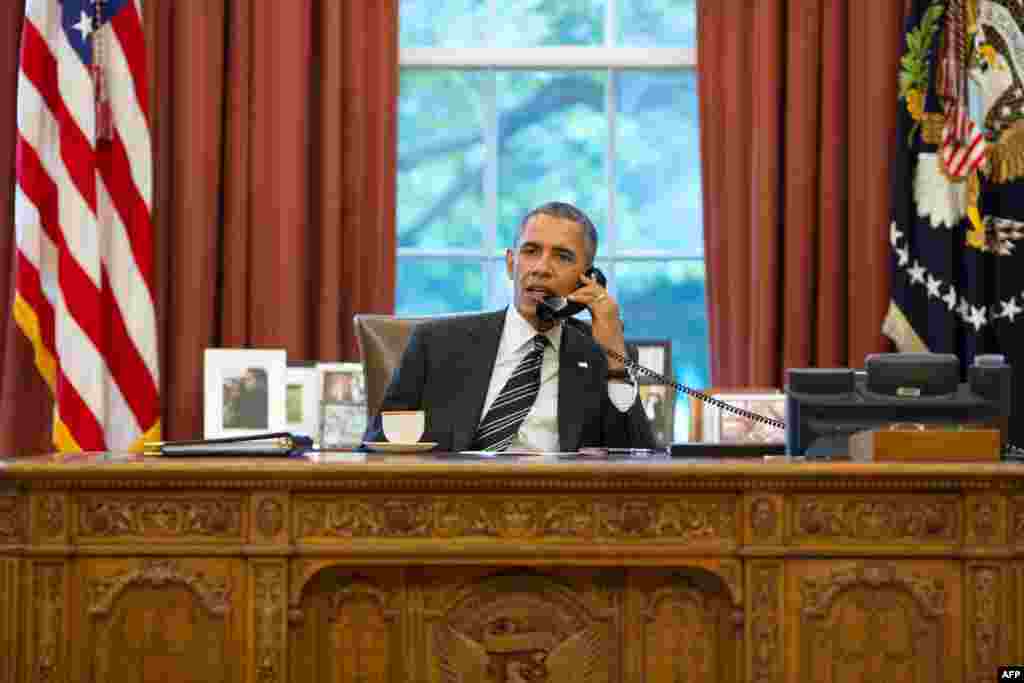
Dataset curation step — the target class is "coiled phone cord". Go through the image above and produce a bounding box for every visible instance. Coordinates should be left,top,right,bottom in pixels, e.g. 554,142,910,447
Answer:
600,345,787,431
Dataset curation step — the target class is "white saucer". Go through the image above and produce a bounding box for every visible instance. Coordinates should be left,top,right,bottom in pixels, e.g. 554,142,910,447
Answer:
363,441,438,453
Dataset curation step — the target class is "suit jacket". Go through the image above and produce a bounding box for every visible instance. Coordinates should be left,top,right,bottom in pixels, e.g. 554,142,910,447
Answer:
363,310,657,451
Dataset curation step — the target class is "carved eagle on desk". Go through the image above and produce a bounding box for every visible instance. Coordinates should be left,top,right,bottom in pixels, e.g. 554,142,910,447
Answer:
437,621,602,683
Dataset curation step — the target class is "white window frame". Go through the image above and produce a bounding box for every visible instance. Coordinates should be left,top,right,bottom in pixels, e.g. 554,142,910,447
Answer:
398,2,700,310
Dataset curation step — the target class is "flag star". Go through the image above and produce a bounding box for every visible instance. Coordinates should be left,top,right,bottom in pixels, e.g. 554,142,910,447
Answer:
907,260,927,285
925,274,943,299
968,305,988,331
73,11,94,40
896,246,909,267
957,298,970,320
889,221,904,247
1000,297,1023,322
942,285,957,311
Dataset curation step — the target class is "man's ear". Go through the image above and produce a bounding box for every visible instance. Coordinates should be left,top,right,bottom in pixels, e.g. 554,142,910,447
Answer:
505,248,514,280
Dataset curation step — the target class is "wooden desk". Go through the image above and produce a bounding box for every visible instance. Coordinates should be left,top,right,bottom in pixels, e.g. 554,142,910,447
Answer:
1,453,1022,682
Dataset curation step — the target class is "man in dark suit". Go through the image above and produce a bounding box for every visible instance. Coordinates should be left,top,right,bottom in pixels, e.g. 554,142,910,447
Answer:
364,202,655,452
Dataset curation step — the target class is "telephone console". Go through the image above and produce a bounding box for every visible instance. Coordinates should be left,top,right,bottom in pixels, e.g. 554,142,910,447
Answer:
785,353,1013,459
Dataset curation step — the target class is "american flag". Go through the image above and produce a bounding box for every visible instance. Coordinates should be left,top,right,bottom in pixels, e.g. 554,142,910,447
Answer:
13,0,160,452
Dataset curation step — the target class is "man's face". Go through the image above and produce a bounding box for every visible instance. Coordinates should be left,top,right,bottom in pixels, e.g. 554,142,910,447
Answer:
506,213,589,330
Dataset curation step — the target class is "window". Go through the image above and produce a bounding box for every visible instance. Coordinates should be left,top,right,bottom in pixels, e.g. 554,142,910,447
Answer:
397,0,705,440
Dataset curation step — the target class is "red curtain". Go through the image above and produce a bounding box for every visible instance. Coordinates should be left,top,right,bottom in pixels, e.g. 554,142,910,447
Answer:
0,1,397,453
698,0,905,387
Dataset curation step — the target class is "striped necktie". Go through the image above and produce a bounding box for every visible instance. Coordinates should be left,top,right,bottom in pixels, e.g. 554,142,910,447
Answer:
471,335,549,451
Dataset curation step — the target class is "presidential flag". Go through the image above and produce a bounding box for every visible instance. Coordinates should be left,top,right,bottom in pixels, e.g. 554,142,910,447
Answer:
13,0,160,452
883,0,1024,445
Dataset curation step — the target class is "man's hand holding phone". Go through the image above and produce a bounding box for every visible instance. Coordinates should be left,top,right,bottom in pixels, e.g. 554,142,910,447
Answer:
568,272,629,371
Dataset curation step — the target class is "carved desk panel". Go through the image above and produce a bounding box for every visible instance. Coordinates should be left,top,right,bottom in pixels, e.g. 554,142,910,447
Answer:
2,454,1024,682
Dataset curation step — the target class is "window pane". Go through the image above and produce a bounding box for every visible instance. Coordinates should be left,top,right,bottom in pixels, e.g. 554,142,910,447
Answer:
398,70,487,249
400,0,488,48
493,0,605,47
486,260,514,311
615,69,702,255
395,258,484,314
496,70,609,253
618,0,697,48
617,260,709,441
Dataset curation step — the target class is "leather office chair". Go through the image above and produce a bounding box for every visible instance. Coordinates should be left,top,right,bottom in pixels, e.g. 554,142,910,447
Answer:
353,312,477,421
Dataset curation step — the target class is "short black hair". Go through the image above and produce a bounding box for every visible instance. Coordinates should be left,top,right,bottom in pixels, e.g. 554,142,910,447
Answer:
515,201,598,265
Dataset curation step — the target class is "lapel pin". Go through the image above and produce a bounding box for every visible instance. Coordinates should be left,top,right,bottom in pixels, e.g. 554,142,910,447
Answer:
578,361,588,368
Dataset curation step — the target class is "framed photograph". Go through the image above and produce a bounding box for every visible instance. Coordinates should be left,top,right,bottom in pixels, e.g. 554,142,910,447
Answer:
629,339,672,385
703,393,785,444
316,362,367,404
639,384,674,448
316,362,368,448
320,403,368,449
285,362,319,440
203,348,287,439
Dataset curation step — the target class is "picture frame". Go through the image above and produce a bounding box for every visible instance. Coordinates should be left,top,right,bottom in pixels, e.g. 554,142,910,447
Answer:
628,339,672,385
319,402,368,449
702,392,785,444
203,348,287,439
285,362,320,441
639,384,674,448
316,362,368,448
316,362,367,405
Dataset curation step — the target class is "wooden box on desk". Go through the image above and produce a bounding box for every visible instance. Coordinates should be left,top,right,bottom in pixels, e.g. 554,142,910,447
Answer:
848,425,1001,462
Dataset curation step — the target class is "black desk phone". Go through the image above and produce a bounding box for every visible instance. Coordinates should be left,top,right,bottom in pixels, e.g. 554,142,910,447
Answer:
786,353,1015,458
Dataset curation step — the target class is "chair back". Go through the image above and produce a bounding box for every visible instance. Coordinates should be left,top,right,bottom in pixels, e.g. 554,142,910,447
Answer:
352,314,425,420
354,312,482,420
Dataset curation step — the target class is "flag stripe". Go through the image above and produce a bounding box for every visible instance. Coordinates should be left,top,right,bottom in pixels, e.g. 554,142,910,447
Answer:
14,259,57,388
108,2,150,124
54,364,106,451
15,258,56,354
100,266,159,429
98,129,154,296
102,23,152,212
53,292,108,438
96,174,158,379
14,186,60,355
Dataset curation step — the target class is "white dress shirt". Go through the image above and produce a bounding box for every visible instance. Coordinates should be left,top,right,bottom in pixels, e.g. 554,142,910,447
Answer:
477,306,635,452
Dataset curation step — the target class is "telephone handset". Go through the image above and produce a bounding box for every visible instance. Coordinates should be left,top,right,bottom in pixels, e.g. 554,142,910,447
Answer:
536,266,608,322
538,267,787,433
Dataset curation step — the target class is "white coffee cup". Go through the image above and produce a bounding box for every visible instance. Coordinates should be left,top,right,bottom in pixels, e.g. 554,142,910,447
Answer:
381,410,425,443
